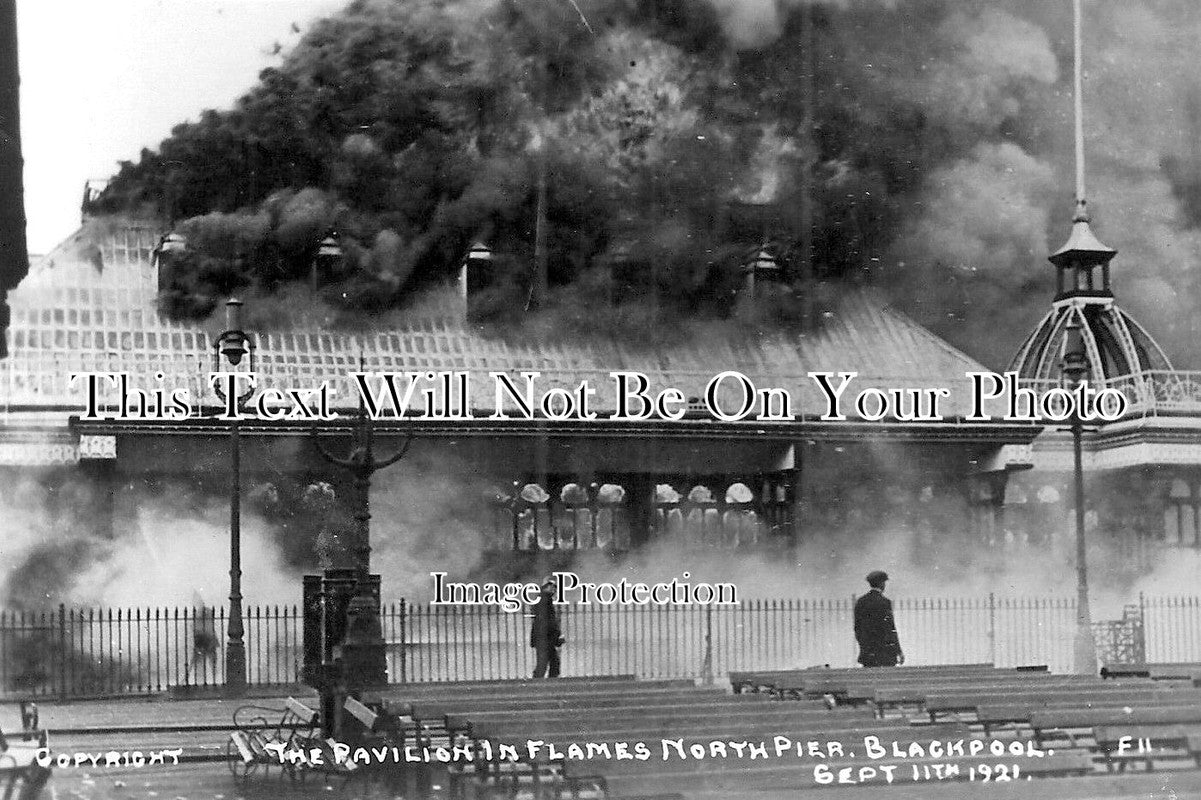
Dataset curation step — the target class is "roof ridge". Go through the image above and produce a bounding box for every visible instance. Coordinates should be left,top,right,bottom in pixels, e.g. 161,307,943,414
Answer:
856,288,988,372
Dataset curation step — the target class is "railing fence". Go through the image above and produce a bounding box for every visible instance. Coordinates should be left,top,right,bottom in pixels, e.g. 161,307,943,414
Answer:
1,594,1197,697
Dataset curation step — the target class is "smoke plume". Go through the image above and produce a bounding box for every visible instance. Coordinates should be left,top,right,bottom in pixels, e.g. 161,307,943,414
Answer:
80,0,1198,366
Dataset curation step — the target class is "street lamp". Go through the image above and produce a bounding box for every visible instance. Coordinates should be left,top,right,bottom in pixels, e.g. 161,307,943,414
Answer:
212,298,255,693
311,402,412,690
1062,318,1096,674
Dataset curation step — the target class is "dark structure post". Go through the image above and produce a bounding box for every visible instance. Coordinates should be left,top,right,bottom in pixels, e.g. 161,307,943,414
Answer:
1062,320,1096,674
212,298,255,694
0,0,29,356
312,403,413,689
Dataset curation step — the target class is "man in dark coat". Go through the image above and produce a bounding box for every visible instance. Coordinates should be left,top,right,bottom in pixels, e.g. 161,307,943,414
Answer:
854,570,904,667
530,577,564,678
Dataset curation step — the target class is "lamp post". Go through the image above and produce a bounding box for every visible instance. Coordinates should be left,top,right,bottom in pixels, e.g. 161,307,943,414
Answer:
1062,318,1096,675
212,298,255,693
311,402,413,690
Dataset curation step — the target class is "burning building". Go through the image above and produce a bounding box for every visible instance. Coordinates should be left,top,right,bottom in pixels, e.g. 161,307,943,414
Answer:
0,212,1036,573
4,0,1201,614
1,194,1199,611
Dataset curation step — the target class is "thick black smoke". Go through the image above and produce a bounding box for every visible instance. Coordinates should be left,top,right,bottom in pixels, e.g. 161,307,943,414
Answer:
89,0,1201,366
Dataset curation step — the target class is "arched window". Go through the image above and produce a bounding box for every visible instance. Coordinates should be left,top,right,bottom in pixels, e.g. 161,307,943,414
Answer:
1164,478,1199,548
517,483,552,550
654,484,686,540
491,480,630,552
558,483,591,550
722,483,760,547
595,483,629,550
684,485,719,546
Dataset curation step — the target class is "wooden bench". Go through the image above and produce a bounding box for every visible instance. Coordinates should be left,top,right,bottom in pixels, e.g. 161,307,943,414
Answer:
470,716,917,747
1101,662,1201,682
922,686,1193,722
412,690,741,716
731,664,1002,694
1030,704,1201,730
0,725,50,800
380,677,692,702
1093,723,1201,772
768,670,1064,702
975,699,1179,736
225,697,320,784
1031,705,1201,751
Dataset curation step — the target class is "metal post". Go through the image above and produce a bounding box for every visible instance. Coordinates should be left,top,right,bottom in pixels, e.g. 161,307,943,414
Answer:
311,406,412,691
701,605,714,685
226,420,247,692
1071,413,1096,674
988,592,996,666
212,298,253,694
58,604,67,697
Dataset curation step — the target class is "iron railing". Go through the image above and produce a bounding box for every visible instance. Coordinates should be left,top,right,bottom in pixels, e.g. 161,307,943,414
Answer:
1,595,1198,698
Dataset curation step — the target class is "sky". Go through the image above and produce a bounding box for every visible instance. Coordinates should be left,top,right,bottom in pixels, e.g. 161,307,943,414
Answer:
16,0,346,255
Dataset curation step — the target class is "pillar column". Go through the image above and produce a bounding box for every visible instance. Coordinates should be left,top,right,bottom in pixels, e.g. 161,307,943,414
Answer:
79,458,117,541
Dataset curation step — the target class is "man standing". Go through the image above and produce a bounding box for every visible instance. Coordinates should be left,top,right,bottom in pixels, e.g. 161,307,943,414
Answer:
854,570,904,667
530,576,564,678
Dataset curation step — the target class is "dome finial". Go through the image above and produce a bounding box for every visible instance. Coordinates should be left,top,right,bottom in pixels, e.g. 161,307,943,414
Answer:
1072,198,1089,225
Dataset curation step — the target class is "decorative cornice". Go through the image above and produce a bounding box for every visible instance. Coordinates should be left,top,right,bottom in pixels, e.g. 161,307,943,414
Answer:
69,415,1043,446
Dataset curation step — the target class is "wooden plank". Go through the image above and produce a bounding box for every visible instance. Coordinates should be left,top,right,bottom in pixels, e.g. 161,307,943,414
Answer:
394,674,637,688
482,722,966,748
927,687,1195,714
387,684,705,703
874,679,1104,705
228,731,254,764
418,690,740,714
730,664,1001,684
1102,662,1201,679
734,665,1003,685
978,697,1201,727
445,706,867,728
673,769,1201,799
284,697,318,726
343,697,378,730
381,677,685,698
471,718,919,744
1094,724,1201,746
0,744,42,769
1030,705,1201,728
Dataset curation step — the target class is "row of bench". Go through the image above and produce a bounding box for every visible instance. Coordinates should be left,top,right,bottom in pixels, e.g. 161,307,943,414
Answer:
21,664,1201,798
371,671,1121,798
734,663,1201,781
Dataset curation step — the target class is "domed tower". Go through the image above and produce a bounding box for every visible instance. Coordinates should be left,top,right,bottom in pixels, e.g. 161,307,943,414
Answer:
1010,0,1171,383
1009,201,1172,381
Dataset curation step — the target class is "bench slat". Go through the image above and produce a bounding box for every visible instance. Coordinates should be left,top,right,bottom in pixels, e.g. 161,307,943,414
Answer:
344,697,378,730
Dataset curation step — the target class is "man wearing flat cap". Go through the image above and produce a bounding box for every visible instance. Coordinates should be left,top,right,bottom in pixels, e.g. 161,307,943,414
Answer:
854,570,904,667
530,575,565,678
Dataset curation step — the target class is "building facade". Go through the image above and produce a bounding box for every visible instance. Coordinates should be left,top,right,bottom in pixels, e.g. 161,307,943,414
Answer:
2,213,1198,597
